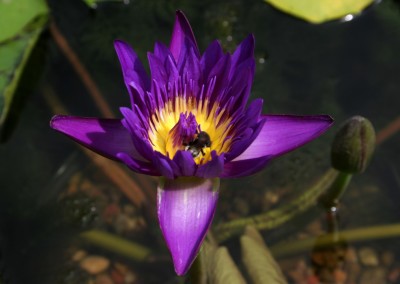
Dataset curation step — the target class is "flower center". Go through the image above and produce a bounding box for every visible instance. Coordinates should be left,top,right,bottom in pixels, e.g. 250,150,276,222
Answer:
148,96,232,165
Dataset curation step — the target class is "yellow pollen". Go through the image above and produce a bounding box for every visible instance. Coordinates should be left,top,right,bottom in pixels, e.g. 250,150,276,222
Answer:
148,96,232,165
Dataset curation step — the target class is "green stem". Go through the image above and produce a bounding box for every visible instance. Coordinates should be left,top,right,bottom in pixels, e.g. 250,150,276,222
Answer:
270,223,400,257
80,229,152,261
319,171,353,208
188,251,207,284
213,169,339,243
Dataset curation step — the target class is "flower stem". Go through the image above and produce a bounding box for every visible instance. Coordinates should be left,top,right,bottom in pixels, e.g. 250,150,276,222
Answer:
319,171,352,208
213,169,339,243
80,229,152,261
270,223,400,258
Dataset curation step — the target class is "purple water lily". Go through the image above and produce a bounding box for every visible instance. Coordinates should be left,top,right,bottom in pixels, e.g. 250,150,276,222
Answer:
50,11,333,275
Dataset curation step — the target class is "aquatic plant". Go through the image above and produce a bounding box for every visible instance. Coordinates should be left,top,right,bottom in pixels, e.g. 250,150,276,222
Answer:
50,11,333,275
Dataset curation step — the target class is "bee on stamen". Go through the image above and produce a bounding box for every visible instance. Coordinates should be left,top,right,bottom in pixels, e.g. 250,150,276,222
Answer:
183,131,212,158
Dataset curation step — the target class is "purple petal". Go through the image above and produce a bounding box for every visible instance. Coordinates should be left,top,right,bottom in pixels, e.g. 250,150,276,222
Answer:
195,151,225,178
169,113,198,148
223,58,255,112
157,177,220,275
120,107,155,161
179,46,202,84
114,40,150,108
229,34,255,79
220,155,272,178
200,40,224,79
224,99,265,161
233,115,334,161
207,54,231,103
169,11,199,62
50,115,143,161
148,52,168,85
117,152,160,176
153,41,171,62
173,150,197,177
152,152,177,179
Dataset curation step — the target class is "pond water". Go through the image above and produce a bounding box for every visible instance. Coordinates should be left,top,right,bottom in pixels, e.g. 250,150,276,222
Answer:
1,0,400,283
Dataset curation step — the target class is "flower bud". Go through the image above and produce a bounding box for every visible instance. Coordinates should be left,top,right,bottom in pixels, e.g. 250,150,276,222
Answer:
331,116,375,174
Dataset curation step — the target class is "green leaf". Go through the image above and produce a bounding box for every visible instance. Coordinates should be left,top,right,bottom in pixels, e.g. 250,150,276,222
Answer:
0,0,48,42
210,247,246,284
0,0,48,140
193,241,245,284
264,0,375,24
241,226,287,284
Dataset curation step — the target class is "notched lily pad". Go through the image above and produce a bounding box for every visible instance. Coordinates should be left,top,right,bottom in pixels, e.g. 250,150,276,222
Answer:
0,0,49,141
264,0,376,23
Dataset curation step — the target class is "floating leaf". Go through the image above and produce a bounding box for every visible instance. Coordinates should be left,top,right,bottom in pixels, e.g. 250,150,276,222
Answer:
264,0,375,23
0,0,49,140
241,226,287,284
0,0,48,42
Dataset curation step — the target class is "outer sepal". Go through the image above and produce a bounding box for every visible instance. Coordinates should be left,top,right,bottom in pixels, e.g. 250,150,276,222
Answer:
50,115,141,161
157,177,220,275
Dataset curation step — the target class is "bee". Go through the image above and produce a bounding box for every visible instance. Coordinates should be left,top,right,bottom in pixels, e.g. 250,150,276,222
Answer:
184,131,212,158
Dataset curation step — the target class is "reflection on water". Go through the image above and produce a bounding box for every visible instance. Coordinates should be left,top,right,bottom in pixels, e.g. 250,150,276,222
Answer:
1,0,400,283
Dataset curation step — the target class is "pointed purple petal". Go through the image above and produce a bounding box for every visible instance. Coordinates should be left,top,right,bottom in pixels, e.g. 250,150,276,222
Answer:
153,41,171,62
195,151,225,178
120,107,155,161
223,58,255,112
152,152,177,179
157,177,220,275
208,54,231,105
117,152,160,176
200,40,224,79
224,99,265,161
220,155,272,178
229,34,255,79
114,40,150,108
233,115,334,161
169,11,199,62
173,150,197,176
50,115,143,161
180,46,201,83
148,52,168,85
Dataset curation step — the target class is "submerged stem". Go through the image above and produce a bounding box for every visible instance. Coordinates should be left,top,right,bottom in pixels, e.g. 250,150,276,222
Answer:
80,229,152,261
270,223,400,258
49,21,114,118
213,169,339,243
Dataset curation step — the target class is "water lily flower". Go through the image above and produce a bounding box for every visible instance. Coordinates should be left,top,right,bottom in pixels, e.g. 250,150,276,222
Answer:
50,11,333,275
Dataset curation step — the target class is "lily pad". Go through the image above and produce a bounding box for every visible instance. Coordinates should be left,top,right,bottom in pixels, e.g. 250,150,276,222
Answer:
0,0,48,42
264,0,375,23
0,0,48,140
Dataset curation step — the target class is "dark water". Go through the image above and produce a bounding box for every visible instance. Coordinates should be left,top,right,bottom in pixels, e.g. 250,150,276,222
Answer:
1,0,400,283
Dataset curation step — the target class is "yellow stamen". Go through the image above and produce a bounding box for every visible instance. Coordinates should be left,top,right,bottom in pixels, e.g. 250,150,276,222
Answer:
148,96,232,165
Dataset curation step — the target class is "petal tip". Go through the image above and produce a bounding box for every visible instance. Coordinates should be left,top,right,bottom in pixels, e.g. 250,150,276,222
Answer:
113,39,129,52
49,115,66,130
